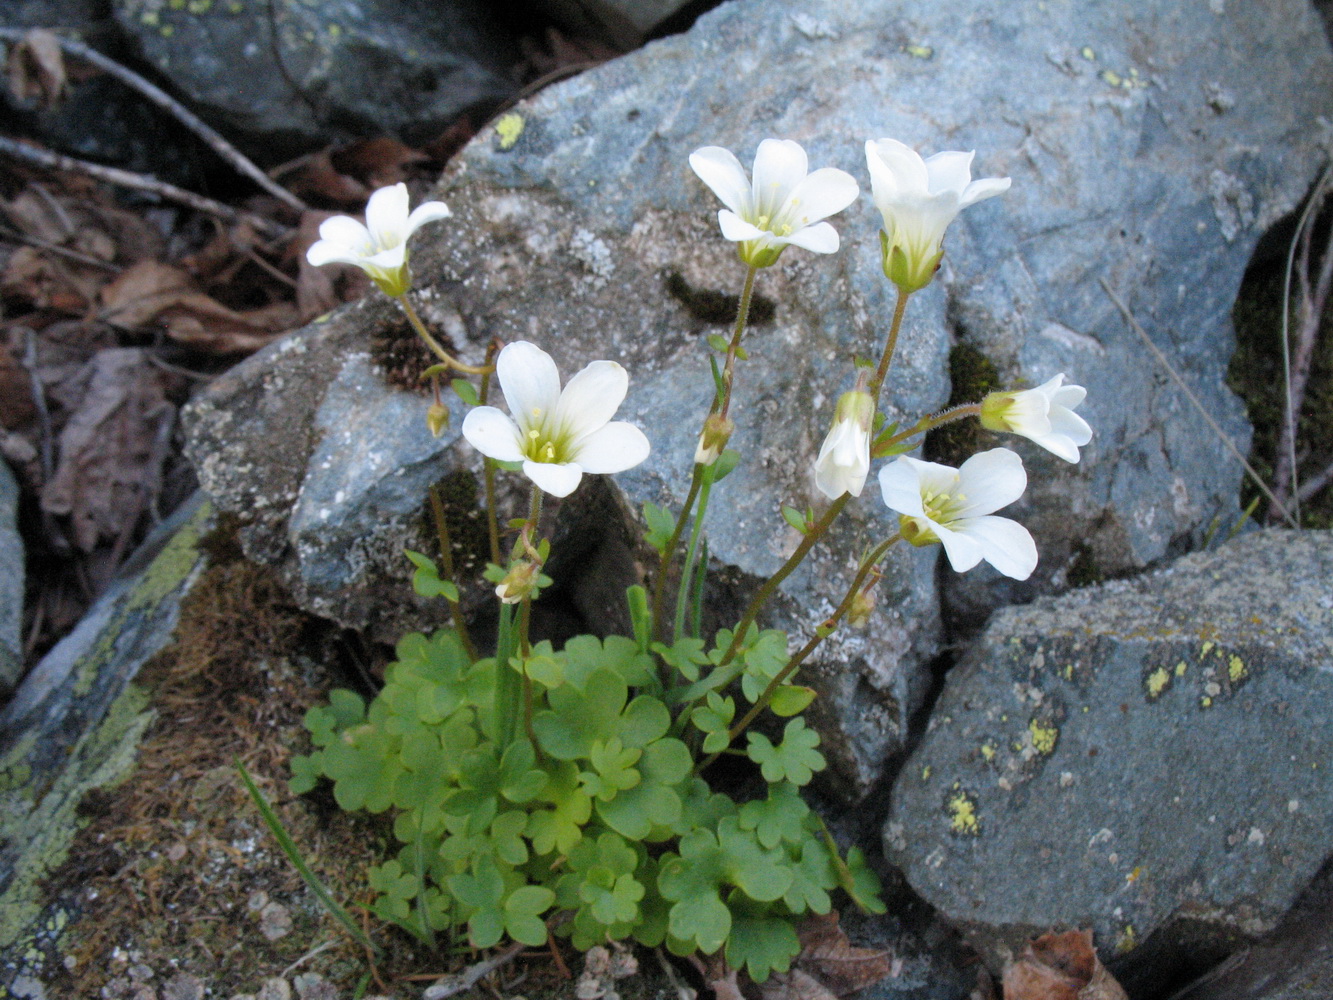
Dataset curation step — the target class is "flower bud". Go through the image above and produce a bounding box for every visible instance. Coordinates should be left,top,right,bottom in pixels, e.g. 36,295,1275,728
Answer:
847,588,876,628
426,402,450,437
694,413,735,467
814,390,874,500
495,560,541,605
978,375,1092,463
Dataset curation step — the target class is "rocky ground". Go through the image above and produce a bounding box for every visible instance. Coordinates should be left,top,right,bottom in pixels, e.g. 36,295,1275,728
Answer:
3,1,1333,998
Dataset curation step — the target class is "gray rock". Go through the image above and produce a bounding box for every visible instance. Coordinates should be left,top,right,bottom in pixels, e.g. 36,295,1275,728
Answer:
113,0,518,163
1169,861,1333,1000
0,496,212,992
883,529,1333,983
0,458,22,694
183,0,1333,796
533,0,697,48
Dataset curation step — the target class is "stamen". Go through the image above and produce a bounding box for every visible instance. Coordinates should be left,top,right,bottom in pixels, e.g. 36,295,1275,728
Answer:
528,428,540,441
540,442,556,462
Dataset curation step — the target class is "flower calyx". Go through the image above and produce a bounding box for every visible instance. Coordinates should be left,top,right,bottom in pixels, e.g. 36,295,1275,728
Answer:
695,413,735,467
979,374,1092,463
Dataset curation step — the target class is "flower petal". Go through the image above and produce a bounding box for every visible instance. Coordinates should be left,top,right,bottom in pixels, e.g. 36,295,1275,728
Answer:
365,183,410,246
954,448,1027,517
461,406,524,462
570,421,650,474
523,460,583,497
555,360,629,443
879,456,954,517
751,139,809,216
1029,431,1083,464
718,211,768,243
1052,382,1087,410
689,146,752,217
781,167,859,226
923,149,975,196
405,200,451,237
316,214,373,250
784,221,839,254
933,521,985,572
1049,407,1092,446
956,515,1037,580
866,138,930,199
307,240,369,268
497,341,561,432
959,175,1012,210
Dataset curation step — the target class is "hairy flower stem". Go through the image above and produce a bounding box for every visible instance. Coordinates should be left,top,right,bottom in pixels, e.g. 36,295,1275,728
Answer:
872,402,981,456
673,464,717,643
479,339,503,566
698,534,900,774
717,264,758,420
650,465,705,648
428,484,477,662
717,286,914,669
397,295,494,375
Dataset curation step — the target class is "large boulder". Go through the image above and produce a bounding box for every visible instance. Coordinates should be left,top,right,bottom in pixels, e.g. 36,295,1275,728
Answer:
0,459,21,694
883,529,1333,988
112,0,518,163
184,0,1333,796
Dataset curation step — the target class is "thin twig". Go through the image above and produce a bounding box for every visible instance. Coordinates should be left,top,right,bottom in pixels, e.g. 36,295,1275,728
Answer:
279,938,338,978
1296,458,1333,503
422,940,527,1000
0,221,122,270
1100,278,1299,528
0,134,289,238
0,27,307,213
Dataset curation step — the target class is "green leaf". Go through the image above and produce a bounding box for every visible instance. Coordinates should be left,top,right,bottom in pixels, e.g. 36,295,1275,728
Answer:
690,692,735,754
839,846,887,915
706,333,730,353
781,505,808,534
579,737,642,802
717,818,792,903
451,378,479,406
368,859,418,920
745,718,826,786
499,740,548,804
322,725,403,812
658,829,731,953
739,629,790,703
737,782,810,849
289,752,324,795
652,637,708,682
404,550,460,601
526,761,592,855
304,689,365,747
504,885,556,946
563,635,657,690
783,839,836,915
595,738,691,840
712,448,740,483
643,502,676,556
725,906,801,982
768,685,816,717
533,668,628,760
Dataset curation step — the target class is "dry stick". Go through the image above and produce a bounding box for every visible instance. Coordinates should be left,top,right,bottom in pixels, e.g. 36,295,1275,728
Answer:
0,221,122,271
422,940,528,1000
0,27,308,214
0,135,289,238
1099,278,1299,529
1272,169,1333,518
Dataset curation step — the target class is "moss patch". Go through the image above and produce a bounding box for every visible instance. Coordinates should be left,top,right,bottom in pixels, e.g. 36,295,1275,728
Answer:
925,344,1001,466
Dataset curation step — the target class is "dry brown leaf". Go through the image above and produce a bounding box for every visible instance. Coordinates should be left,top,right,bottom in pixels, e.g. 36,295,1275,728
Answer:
0,347,35,429
100,260,292,354
6,28,66,109
332,137,429,190
760,969,839,1000
796,911,895,996
40,347,173,552
1,245,99,311
1002,930,1128,1000
972,968,1001,1000
283,148,372,208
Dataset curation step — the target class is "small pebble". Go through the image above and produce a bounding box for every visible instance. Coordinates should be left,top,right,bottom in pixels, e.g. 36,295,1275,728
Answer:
258,977,291,1000
294,973,338,1000
161,974,205,1000
259,901,293,941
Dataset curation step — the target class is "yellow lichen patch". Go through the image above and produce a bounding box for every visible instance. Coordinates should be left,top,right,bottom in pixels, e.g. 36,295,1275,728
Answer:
904,44,934,59
947,792,980,835
1029,719,1059,756
1200,641,1215,659
186,0,211,12
1145,667,1171,699
1174,660,1188,677
1080,46,1095,60
1200,695,1213,708
1228,654,1248,683
921,765,932,781
980,742,996,763
1116,924,1137,953
495,113,525,150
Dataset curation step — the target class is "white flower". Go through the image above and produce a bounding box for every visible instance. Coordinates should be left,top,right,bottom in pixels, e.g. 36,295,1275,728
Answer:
878,448,1037,580
980,374,1092,463
814,389,873,499
306,182,450,296
864,138,1010,292
689,139,859,268
461,341,651,498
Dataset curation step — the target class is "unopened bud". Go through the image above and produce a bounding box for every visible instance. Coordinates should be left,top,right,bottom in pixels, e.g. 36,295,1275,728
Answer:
694,413,735,466
426,402,450,437
495,560,540,605
847,588,876,628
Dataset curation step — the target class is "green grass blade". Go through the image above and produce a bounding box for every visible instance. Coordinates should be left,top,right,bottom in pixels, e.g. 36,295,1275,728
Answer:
235,759,381,957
